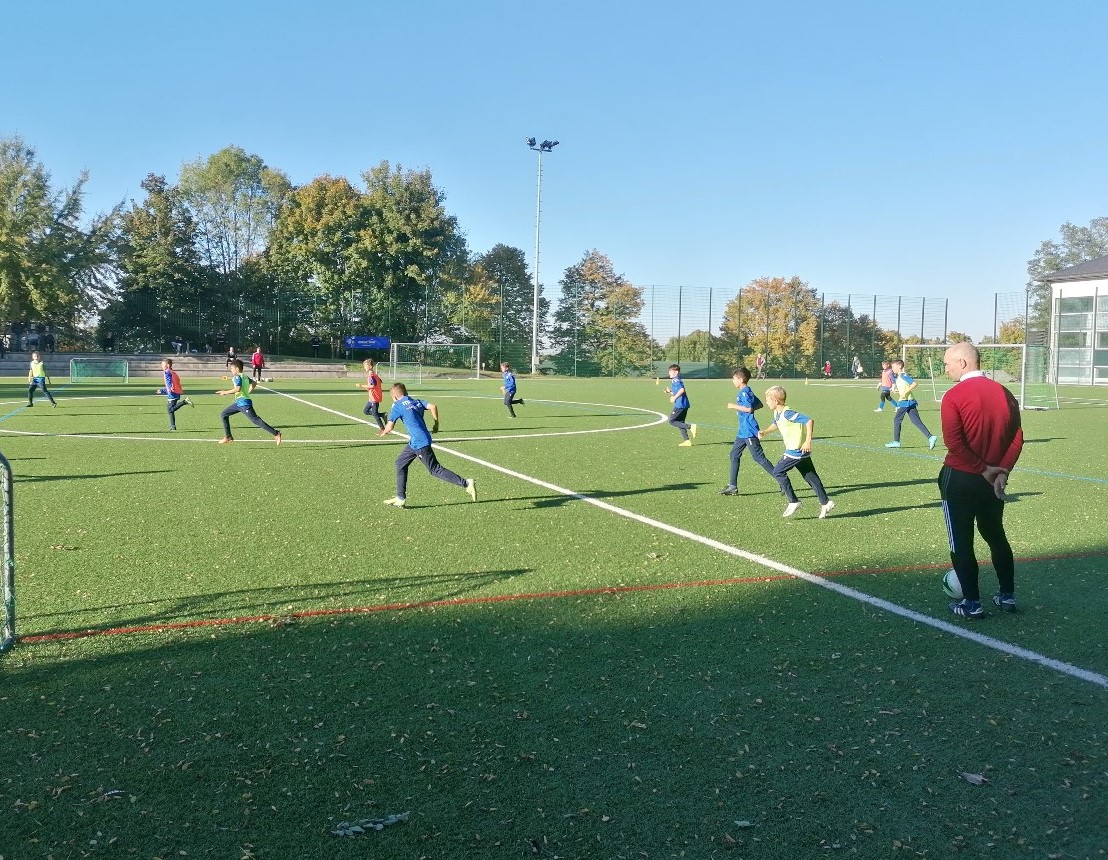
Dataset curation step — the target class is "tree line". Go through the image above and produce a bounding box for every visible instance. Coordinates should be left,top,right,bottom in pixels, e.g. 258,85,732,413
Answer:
4,134,1090,372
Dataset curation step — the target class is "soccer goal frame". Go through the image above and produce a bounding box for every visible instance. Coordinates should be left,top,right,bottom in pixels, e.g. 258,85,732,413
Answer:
70,357,130,383
900,343,1059,410
1,452,15,654
389,343,482,382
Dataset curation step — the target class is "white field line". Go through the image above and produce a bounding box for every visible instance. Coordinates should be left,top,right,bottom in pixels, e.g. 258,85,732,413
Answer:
284,390,1107,691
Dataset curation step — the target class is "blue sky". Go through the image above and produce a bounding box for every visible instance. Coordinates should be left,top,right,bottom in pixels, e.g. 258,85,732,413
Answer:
4,0,1106,340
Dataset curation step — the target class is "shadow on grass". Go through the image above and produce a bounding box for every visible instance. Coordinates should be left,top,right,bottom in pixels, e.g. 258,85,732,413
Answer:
22,568,535,636
17,469,177,483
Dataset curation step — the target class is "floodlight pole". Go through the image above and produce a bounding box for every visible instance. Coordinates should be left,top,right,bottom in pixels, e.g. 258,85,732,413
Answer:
527,138,559,375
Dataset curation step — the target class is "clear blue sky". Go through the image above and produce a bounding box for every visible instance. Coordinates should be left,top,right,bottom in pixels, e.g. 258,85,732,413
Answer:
4,0,1106,340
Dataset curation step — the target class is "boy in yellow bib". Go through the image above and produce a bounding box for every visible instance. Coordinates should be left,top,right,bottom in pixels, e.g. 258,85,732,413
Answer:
27,351,57,407
758,385,834,518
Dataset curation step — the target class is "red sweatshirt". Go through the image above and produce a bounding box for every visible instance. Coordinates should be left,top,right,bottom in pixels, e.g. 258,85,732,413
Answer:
941,373,1023,474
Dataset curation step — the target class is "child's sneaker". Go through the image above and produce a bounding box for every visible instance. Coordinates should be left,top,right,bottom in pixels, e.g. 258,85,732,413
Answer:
949,599,984,619
718,485,737,496
218,437,233,444
782,501,801,517
992,592,1017,613
689,424,698,440
274,432,282,447
885,441,901,448
465,479,477,502
928,435,938,450
678,439,693,447
819,499,836,519
382,497,406,508
185,397,194,408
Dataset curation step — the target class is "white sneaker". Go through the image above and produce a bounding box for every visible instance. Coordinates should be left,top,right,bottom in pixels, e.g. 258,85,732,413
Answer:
382,497,406,508
465,479,477,502
689,423,698,440
783,502,801,517
819,499,836,519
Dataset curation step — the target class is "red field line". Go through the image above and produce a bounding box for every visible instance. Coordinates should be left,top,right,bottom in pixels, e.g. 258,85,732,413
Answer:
16,549,1106,646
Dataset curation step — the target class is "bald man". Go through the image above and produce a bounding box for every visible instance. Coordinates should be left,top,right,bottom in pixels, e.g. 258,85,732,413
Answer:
938,342,1024,619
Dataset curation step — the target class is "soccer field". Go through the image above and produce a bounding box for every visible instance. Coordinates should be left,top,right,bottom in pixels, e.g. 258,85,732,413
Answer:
2,374,1106,859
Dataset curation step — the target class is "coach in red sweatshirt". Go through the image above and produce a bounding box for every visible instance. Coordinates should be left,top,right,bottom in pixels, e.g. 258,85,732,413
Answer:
938,342,1024,619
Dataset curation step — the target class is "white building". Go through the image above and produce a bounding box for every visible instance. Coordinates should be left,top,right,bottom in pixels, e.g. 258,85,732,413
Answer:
1043,254,1108,385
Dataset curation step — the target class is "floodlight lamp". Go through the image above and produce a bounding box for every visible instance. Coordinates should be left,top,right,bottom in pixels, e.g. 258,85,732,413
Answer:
526,137,537,147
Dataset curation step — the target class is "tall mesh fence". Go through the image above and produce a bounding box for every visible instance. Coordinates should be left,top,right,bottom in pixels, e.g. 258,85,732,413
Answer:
38,286,949,378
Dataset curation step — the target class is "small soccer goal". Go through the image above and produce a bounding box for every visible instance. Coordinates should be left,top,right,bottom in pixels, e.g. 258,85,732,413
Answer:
1,452,15,654
70,357,130,383
900,343,1059,410
389,343,481,382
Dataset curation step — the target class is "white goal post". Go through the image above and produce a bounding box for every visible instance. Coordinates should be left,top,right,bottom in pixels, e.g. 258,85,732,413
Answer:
389,343,481,382
69,357,130,383
900,343,1059,410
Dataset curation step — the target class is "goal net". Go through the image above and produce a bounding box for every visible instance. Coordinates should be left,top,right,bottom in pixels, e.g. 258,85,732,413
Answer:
1,453,14,654
389,343,481,382
70,357,130,383
900,344,1059,410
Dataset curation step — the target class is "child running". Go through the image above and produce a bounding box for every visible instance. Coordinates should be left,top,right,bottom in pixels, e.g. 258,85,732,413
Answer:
886,359,938,449
874,360,894,411
26,351,57,407
378,383,477,508
500,362,525,418
719,367,775,495
666,364,697,446
758,385,835,518
157,358,193,430
359,358,386,429
216,359,282,445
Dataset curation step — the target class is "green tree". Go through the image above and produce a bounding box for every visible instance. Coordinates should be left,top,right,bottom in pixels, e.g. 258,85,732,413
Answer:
0,135,114,337
550,250,652,376
360,161,468,343
179,145,291,276
662,329,716,363
1026,217,1108,333
718,277,820,376
102,174,209,351
464,244,545,366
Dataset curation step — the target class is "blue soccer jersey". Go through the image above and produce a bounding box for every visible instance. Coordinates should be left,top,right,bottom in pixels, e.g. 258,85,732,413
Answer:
670,376,689,410
736,385,762,438
502,370,516,393
388,396,433,449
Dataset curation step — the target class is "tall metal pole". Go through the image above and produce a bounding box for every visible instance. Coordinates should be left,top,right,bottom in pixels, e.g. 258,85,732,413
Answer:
531,148,543,375
526,139,558,376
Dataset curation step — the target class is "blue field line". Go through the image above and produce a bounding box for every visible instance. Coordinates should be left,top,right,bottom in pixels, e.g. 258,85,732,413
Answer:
0,384,74,424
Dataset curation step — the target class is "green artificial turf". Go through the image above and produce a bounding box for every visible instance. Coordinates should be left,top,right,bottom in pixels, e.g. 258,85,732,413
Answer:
1,374,1106,858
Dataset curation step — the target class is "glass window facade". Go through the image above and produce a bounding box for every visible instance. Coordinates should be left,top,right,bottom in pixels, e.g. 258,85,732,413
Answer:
1052,283,1107,385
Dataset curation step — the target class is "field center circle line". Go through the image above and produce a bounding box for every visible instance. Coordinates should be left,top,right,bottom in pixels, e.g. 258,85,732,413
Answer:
276,390,1108,690
266,387,670,441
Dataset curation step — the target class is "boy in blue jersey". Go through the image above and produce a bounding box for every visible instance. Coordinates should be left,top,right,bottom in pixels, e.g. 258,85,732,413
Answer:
720,367,774,495
758,385,835,518
378,383,477,508
500,362,525,418
156,358,193,430
885,359,938,450
666,364,697,446
216,359,281,445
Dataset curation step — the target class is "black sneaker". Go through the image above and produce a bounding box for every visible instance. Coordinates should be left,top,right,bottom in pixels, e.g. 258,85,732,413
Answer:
950,599,985,620
992,593,1017,613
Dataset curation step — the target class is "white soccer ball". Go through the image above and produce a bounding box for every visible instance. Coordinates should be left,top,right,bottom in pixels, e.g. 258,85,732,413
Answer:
264,377,272,382
942,569,963,599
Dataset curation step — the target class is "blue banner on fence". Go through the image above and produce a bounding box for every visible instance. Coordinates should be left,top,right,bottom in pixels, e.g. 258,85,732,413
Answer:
343,336,391,350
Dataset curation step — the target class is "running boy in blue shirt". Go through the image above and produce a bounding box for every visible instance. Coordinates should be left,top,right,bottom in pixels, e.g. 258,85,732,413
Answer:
886,359,938,450
666,364,697,446
720,367,775,495
758,385,835,518
378,383,477,508
500,362,525,418
157,358,193,430
216,359,281,445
